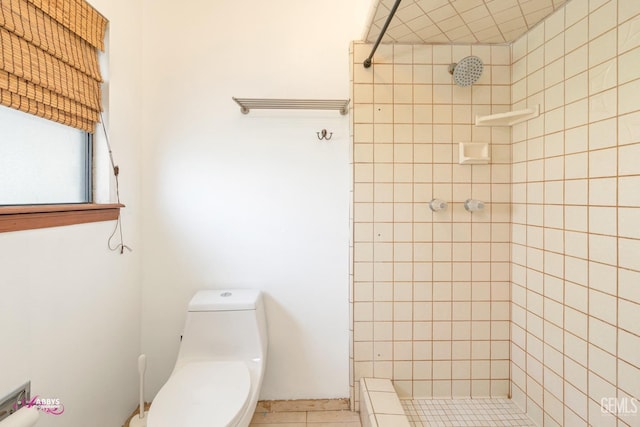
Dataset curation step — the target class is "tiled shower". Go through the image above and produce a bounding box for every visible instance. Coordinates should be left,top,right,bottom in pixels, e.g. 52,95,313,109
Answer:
349,1,640,426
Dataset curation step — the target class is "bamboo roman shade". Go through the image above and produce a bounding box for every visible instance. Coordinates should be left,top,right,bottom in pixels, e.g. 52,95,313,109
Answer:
0,0,106,132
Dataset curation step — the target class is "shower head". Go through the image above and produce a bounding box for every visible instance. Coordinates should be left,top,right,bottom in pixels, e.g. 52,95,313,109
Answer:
448,56,484,87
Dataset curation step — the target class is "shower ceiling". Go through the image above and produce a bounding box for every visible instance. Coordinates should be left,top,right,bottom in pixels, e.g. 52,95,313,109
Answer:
364,0,567,44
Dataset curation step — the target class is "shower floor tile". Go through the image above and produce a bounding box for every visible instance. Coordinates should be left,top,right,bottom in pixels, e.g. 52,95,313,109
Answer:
402,398,535,427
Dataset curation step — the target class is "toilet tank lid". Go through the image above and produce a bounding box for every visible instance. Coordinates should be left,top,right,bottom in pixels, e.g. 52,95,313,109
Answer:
188,289,262,311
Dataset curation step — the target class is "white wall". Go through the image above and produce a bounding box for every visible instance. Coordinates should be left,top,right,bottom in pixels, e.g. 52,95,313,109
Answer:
140,0,372,400
0,1,143,426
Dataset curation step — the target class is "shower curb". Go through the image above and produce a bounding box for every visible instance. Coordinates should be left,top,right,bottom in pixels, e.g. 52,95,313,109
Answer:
359,378,410,427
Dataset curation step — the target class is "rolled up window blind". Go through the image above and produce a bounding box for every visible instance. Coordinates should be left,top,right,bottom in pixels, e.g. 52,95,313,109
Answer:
0,0,106,133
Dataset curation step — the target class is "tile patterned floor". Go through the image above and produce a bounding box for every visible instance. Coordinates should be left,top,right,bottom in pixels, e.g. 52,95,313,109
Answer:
249,409,361,427
402,398,536,427
248,398,534,427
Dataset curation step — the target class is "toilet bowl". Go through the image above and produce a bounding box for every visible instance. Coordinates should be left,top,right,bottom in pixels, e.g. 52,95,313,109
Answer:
147,289,268,427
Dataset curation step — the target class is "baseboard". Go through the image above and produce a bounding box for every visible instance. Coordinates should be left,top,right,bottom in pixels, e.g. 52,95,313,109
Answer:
255,398,351,413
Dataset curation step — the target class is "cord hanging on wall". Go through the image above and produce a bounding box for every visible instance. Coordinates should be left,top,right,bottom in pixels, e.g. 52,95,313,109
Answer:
98,110,132,255
317,129,333,140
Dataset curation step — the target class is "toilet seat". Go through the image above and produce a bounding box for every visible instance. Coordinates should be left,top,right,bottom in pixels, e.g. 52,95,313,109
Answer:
148,360,251,427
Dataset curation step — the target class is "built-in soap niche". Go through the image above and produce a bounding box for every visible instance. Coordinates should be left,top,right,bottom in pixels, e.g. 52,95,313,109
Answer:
458,142,490,164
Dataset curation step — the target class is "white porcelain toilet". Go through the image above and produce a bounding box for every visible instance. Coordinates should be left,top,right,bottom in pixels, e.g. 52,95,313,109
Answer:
147,289,268,427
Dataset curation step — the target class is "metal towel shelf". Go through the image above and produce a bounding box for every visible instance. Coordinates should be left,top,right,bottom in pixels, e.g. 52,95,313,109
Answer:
232,98,350,115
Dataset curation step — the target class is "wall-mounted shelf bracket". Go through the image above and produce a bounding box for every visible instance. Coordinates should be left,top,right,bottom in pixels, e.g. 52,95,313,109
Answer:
475,105,539,127
232,98,350,115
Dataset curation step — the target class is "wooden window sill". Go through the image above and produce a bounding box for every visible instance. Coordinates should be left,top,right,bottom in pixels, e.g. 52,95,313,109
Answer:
0,203,124,233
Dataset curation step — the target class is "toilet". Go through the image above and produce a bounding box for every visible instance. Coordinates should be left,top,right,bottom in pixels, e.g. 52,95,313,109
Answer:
147,289,268,427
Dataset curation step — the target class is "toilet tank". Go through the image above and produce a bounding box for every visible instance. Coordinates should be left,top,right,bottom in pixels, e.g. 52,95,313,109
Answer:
176,290,268,365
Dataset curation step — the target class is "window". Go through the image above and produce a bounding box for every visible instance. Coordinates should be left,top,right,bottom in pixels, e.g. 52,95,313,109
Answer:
0,106,121,232
0,0,121,233
0,105,92,205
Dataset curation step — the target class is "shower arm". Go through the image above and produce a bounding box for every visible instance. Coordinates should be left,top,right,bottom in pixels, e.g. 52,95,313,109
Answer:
363,0,402,68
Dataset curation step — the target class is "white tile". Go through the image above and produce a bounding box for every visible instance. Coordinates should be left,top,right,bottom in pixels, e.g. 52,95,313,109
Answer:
589,88,617,122
619,329,640,367
589,148,617,178
589,206,617,235
589,0,617,39
619,208,640,239
589,177,617,206
619,175,640,206
565,231,588,259
413,65,433,84
432,45,452,64
619,47,640,84
527,46,544,77
545,107,564,134
566,0,589,27
564,380,588,420
393,64,413,84
589,320,617,360
393,44,414,64
589,261,617,296
375,414,410,427
564,407,587,426
619,0,640,24
545,274,564,303
588,374,617,424
566,255,588,287
545,6,565,41
589,29,617,68
565,153,588,179
618,144,640,175
545,83,565,112
545,251,564,279
565,282,589,312
565,356,588,391
618,360,640,399
492,45,511,65
565,17,588,53
545,180,563,204
565,125,588,154
588,344,616,385
565,71,588,104
565,206,587,232
588,59,617,96
545,33,564,65
566,45,588,79
565,179,588,205
589,234,617,266
413,45,432,64
619,298,640,336
619,237,640,271
528,23,545,50
373,65,394,84
565,99,589,129
618,14,640,53
589,290,617,325
565,333,588,366
619,111,640,146
589,118,617,150
619,79,640,115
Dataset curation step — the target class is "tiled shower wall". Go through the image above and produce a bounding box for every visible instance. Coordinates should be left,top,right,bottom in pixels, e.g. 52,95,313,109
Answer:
510,1,640,426
349,42,512,405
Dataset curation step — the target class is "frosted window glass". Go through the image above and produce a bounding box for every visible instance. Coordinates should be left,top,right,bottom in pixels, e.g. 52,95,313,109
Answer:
0,105,90,205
